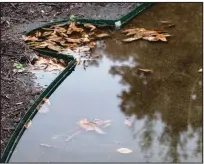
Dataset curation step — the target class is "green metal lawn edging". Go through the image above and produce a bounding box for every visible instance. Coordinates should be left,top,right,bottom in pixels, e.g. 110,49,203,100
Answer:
1,60,77,163
1,3,153,162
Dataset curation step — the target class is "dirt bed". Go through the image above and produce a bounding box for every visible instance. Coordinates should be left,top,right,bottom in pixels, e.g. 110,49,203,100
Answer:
1,2,138,155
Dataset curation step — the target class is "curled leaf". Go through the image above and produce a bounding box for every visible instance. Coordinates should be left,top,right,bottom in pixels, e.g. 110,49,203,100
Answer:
84,23,96,31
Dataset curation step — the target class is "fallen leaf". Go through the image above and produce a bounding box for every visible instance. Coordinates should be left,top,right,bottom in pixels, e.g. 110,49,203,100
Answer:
96,33,109,38
94,126,106,134
38,105,49,113
43,98,50,105
84,24,96,31
138,68,153,74
117,148,132,154
22,35,38,41
66,38,81,43
155,34,167,42
89,41,96,48
124,119,132,127
123,37,141,42
103,123,111,128
42,31,53,37
40,143,51,148
24,120,32,129
143,36,159,41
198,69,202,73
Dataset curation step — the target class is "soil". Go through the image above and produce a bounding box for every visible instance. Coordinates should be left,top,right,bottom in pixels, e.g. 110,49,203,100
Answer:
1,2,138,155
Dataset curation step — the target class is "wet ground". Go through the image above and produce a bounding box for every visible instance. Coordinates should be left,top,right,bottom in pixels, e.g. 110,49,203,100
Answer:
1,2,138,153
9,3,202,163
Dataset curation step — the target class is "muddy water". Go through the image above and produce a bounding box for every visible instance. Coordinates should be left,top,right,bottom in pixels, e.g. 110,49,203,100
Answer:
10,3,202,162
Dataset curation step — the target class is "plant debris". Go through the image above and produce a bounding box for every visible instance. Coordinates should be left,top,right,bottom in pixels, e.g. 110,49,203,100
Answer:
77,118,112,134
24,120,32,129
198,69,202,73
122,27,171,42
23,21,110,67
117,148,133,154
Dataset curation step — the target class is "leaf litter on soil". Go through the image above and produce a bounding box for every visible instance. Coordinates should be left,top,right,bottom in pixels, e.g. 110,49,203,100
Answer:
23,21,110,70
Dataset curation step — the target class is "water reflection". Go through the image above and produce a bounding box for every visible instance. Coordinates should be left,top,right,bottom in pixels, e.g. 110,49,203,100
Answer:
90,3,202,162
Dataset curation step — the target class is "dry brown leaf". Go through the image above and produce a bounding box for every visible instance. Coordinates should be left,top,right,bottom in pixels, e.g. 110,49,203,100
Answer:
89,41,96,48
66,38,81,43
43,98,50,105
22,35,38,41
143,36,159,41
35,31,42,38
35,42,48,49
24,120,32,129
123,37,141,42
122,28,137,33
96,33,109,38
84,23,96,31
155,34,167,42
80,37,90,43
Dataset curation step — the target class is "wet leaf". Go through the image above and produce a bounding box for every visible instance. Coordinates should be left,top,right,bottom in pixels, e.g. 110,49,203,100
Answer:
47,43,62,52
124,119,132,127
40,143,51,147
34,42,48,49
143,36,159,42
96,33,109,38
84,23,96,31
94,126,106,134
35,31,42,38
80,37,90,43
24,120,32,129
66,38,81,43
155,34,167,42
138,68,153,73
117,148,132,154
22,35,38,41
198,69,202,73
89,41,96,48
123,37,141,42
38,105,49,113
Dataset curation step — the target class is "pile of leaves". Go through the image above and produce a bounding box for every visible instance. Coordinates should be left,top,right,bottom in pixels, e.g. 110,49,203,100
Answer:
22,21,110,59
122,28,171,42
28,55,68,73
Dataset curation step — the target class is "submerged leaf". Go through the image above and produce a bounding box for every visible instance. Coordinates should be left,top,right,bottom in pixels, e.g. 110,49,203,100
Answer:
94,126,106,134
124,119,132,127
117,148,132,154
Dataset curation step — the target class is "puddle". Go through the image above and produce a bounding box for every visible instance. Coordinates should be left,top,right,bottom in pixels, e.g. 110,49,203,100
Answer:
10,3,202,162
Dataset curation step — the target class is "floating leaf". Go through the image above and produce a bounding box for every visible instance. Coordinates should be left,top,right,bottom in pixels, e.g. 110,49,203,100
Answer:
138,68,153,74
117,148,132,154
24,120,32,129
155,34,167,42
40,143,51,148
89,41,96,48
143,36,159,42
84,24,96,31
124,119,132,127
43,98,50,105
38,105,49,113
123,37,141,42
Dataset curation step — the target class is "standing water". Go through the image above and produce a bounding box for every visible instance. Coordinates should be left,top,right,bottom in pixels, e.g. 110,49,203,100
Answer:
10,3,202,162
